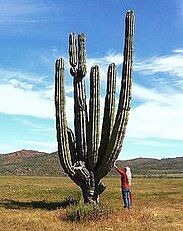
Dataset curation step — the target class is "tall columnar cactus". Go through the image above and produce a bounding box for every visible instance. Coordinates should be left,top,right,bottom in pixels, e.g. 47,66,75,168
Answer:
55,10,135,204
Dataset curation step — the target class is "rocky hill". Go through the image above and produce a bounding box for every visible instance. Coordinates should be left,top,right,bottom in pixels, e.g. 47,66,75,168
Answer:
0,150,182,177
0,150,64,176
111,157,183,177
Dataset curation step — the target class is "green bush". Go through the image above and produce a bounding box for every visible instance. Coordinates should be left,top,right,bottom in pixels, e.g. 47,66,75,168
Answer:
66,203,113,222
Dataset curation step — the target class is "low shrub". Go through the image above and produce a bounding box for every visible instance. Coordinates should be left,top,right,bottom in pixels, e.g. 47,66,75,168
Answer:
66,203,113,222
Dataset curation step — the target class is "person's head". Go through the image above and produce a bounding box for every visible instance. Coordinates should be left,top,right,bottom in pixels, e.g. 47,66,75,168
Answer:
125,167,132,180
125,166,130,172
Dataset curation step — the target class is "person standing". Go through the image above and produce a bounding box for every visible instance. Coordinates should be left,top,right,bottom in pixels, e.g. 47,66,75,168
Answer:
114,162,132,209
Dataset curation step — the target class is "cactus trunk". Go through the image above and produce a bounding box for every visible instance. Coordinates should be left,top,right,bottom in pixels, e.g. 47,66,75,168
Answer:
55,10,135,204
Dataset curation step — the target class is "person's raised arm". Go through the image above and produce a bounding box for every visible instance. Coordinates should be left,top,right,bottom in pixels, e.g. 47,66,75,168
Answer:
114,161,124,175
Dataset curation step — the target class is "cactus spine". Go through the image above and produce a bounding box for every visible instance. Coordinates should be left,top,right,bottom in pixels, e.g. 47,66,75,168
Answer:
55,10,135,204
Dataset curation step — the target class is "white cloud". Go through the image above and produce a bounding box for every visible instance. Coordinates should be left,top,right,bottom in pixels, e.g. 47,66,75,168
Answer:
0,68,47,85
126,84,183,141
134,50,183,78
173,49,183,54
133,84,167,103
86,52,122,82
0,82,75,127
0,84,54,119
0,50,182,145
8,79,33,90
126,138,176,148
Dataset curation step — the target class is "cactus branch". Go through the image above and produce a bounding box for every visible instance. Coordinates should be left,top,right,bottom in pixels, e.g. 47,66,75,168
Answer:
55,58,74,176
72,33,88,162
95,10,135,179
87,65,100,170
78,33,87,77
69,33,77,69
97,63,116,166
55,58,84,187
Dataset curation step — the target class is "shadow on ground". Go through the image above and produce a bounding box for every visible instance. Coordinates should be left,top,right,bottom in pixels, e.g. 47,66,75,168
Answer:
0,197,79,211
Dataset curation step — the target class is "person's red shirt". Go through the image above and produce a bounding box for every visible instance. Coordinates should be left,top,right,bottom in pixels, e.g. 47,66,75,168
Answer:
115,167,130,189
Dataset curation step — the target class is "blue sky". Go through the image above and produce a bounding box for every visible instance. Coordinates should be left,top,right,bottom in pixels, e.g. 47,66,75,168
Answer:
0,0,182,160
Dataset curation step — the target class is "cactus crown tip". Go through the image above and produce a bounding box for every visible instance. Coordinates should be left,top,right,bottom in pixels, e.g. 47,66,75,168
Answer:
56,57,63,62
78,33,86,40
127,9,134,14
91,64,99,69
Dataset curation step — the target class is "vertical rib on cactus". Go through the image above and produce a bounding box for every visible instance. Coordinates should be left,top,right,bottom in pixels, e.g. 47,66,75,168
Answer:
95,10,135,179
72,33,88,162
97,63,116,165
55,58,75,177
87,65,100,170
67,128,77,164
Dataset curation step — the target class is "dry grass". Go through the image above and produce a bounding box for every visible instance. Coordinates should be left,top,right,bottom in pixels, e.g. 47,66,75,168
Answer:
0,175,182,231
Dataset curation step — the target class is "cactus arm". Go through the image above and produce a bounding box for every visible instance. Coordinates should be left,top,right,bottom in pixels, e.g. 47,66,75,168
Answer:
69,33,77,69
110,10,134,159
97,63,116,166
55,58,85,187
72,33,88,162
95,10,135,179
87,65,100,170
78,33,87,77
55,58,75,176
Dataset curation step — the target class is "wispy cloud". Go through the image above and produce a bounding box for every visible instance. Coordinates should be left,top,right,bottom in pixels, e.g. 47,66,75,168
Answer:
127,84,183,141
0,68,47,85
0,0,51,25
134,49,183,78
8,79,33,90
14,118,54,133
126,138,178,148
21,140,57,153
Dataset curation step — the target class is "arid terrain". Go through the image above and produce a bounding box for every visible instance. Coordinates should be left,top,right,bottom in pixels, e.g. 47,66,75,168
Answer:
0,175,182,231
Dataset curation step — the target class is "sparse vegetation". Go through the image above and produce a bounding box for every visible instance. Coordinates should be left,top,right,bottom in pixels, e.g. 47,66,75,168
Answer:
65,203,113,222
0,176,182,230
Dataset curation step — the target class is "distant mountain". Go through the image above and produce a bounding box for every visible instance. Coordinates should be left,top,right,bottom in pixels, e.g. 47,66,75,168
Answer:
113,157,183,176
0,150,182,177
0,150,64,176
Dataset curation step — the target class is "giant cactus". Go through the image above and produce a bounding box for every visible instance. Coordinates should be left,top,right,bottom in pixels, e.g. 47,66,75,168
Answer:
55,10,135,204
